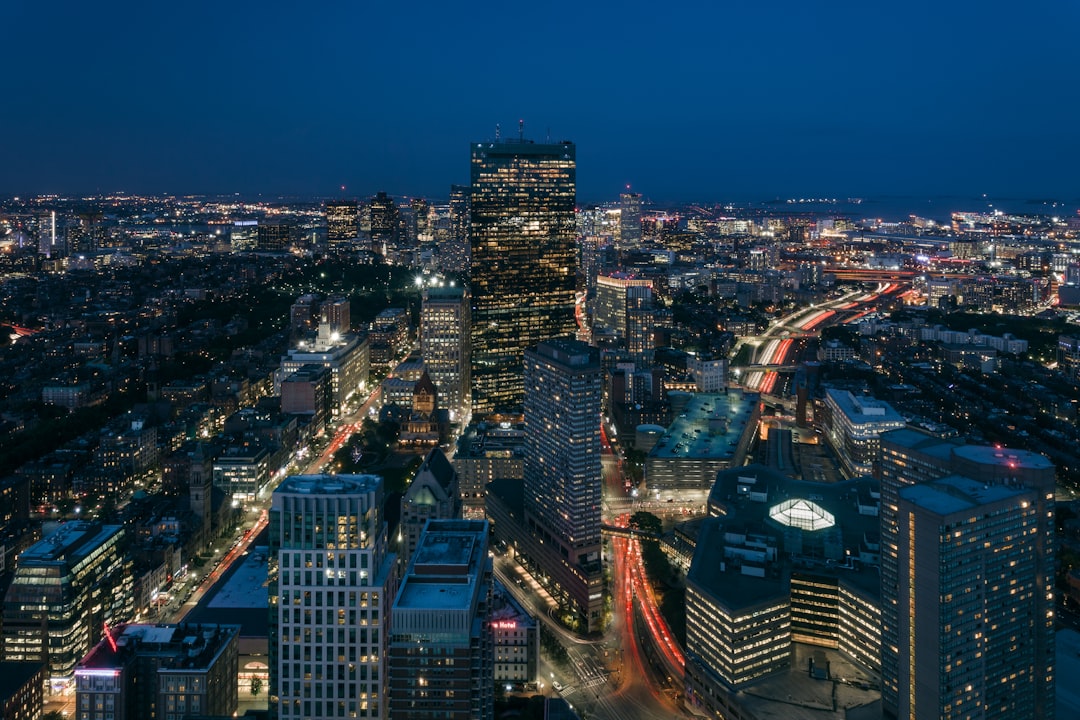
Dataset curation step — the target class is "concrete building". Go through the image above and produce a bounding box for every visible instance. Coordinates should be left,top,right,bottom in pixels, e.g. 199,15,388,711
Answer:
683,463,883,719
398,448,461,568
878,428,1056,719
644,391,760,494
522,339,603,632
74,623,240,720
280,322,369,416
280,363,332,436
2,522,131,692
821,388,906,477
896,477,1044,720
686,353,727,393
488,586,538,687
387,519,493,720
453,423,525,519
269,474,397,720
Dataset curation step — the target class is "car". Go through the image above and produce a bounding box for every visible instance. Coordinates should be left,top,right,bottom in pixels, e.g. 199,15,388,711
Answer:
552,681,563,692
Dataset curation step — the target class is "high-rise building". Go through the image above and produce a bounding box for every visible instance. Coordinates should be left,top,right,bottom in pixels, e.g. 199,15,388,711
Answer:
398,448,462,568
326,200,359,248
370,192,398,259
470,138,577,416
895,476,1045,720
878,428,1056,719
257,222,292,252
74,623,240,720
619,191,642,248
387,519,493,720
444,184,471,274
421,285,471,422
2,522,131,691
592,273,653,343
522,338,603,631
269,474,397,720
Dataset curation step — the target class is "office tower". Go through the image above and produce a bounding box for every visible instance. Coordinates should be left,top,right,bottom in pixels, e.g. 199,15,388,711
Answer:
522,338,603,631
444,184,471,274
326,200,359,247
894,476,1043,720
37,210,59,257
470,137,577,416
387,519,492,720
619,191,642,247
74,623,240,720
269,474,397,720
878,429,1056,719
2,522,131,692
592,273,653,343
369,192,398,258
231,220,258,250
257,222,292,251
421,285,471,422
398,448,462,568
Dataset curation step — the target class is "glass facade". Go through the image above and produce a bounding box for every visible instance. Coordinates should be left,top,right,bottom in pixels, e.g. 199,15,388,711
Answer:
469,140,577,416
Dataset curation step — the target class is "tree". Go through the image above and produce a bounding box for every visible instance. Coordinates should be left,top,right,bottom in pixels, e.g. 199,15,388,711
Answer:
251,677,263,696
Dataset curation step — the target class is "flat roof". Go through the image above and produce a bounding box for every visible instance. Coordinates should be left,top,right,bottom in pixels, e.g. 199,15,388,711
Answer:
826,388,905,427
899,474,1029,516
649,391,758,460
20,522,122,565
952,444,1055,470
396,577,475,611
276,473,381,495
414,532,476,568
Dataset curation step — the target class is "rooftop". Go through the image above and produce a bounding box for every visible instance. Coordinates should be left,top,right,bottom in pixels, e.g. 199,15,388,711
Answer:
19,522,122,565
276,473,381,496
649,391,758,460
899,474,1030,516
952,444,1055,470
826,388,905,427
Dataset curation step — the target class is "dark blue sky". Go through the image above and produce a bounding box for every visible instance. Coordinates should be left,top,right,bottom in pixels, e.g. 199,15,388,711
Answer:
5,1,1079,204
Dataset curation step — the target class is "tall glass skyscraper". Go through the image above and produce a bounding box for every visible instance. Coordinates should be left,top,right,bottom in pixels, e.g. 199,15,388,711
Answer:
469,138,577,416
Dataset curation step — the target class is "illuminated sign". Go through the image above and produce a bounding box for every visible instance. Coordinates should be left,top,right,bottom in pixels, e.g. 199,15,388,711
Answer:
492,621,517,630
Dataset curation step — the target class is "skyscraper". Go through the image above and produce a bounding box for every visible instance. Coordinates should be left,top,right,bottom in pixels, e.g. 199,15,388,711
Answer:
326,200,359,248
470,137,577,416
896,476,1045,720
421,285,471,422
878,429,1056,719
444,184,471,274
619,191,642,248
522,338,603,631
369,192,399,259
269,474,397,720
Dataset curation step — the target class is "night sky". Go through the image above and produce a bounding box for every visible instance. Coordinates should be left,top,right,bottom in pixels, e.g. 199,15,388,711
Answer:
5,0,1079,204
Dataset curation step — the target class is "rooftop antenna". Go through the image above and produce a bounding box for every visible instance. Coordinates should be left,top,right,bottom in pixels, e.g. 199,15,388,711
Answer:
519,119,524,142
495,123,501,141
546,127,551,142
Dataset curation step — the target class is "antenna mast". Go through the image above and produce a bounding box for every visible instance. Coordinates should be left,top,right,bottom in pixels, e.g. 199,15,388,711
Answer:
519,119,524,141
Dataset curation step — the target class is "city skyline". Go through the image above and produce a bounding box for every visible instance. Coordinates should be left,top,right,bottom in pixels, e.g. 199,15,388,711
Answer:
5,2,1079,201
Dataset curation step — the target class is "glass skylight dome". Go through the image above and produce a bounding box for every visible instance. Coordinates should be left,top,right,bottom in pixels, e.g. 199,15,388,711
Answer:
769,498,836,531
